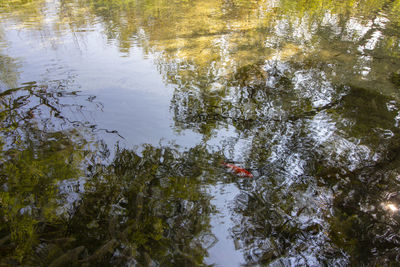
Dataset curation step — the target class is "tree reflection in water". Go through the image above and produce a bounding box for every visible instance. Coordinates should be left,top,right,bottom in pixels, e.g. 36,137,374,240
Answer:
1,0,400,265
0,80,95,264
170,56,400,264
68,144,218,266
0,81,220,266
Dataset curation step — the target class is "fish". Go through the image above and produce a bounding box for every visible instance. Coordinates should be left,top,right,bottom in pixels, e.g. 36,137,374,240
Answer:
222,162,253,178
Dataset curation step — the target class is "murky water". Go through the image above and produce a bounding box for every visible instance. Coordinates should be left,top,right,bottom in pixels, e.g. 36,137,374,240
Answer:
1,0,400,266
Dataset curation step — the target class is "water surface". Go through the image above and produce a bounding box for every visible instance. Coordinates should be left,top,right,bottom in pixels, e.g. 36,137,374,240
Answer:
1,0,400,265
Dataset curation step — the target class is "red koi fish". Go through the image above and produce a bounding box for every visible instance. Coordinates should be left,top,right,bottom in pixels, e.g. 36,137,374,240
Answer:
222,163,253,178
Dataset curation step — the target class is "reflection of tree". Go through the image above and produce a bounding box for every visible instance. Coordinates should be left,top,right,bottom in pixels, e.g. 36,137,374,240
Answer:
3,0,400,86
171,60,347,137
228,82,400,265
167,45,400,264
230,181,346,265
2,0,400,265
63,144,219,266
327,156,400,265
167,48,400,264
0,141,220,265
29,0,396,92
0,0,46,29
0,81,96,264
0,79,221,265
0,124,88,264
316,87,400,265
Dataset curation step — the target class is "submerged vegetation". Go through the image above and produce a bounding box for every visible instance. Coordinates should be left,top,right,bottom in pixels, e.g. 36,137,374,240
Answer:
1,0,400,265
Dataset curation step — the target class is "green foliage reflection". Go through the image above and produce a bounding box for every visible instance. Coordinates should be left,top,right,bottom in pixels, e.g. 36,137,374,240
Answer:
0,79,221,265
65,144,219,266
2,0,400,265
0,81,93,264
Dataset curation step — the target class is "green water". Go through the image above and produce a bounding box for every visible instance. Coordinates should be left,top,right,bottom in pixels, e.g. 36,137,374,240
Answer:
1,0,400,266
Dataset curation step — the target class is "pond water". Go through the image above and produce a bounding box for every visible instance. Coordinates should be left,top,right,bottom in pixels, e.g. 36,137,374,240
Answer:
1,0,400,266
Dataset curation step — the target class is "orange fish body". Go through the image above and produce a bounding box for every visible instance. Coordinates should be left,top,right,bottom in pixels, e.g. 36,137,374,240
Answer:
222,163,253,178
